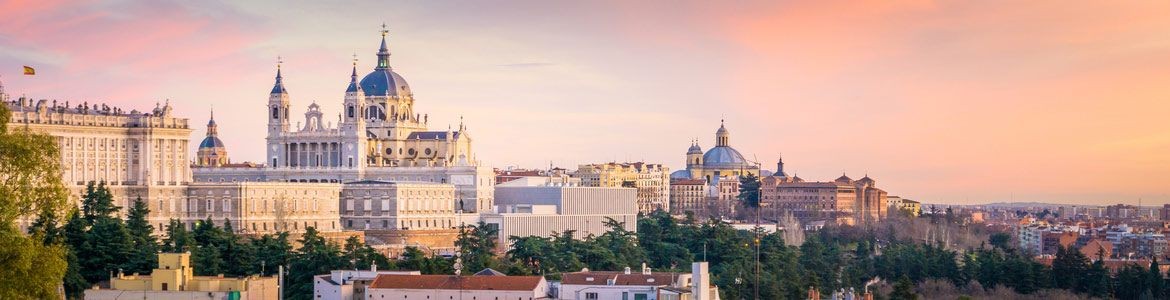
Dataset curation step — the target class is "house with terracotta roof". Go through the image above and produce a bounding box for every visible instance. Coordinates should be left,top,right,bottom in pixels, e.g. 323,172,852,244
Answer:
367,272,549,299
314,266,420,300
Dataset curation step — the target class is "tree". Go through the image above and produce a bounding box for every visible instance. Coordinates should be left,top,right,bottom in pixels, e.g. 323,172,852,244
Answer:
161,218,194,252
737,174,761,208
1051,246,1088,290
251,232,292,276
287,227,346,299
456,221,500,274
124,196,159,273
988,232,1011,250
890,275,918,300
0,104,70,298
343,235,392,270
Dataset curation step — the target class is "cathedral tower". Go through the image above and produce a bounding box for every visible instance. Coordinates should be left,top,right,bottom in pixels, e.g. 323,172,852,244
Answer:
266,62,291,168
341,60,369,170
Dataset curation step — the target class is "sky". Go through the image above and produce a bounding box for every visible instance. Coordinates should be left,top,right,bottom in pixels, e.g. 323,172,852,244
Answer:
2,0,1169,205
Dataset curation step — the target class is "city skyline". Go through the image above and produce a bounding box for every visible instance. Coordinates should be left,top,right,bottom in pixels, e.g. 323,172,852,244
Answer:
3,1,1169,205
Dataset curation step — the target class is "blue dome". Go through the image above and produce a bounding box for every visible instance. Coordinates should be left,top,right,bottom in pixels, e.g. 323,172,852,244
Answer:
702,146,749,168
360,68,410,97
670,170,691,179
199,136,225,149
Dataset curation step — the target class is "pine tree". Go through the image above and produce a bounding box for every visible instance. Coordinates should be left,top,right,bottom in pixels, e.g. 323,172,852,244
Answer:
737,174,761,208
890,275,918,300
288,227,346,300
124,196,159,273
162,219,194,252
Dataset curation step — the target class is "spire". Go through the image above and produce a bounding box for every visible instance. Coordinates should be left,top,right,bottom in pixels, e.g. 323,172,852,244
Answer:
774,153,786,177
206,108,218,136
376,23,391,70
271,56,287,94
346,54,361,93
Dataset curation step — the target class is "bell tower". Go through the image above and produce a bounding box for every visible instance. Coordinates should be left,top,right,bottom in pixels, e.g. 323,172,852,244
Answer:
341,58,369,170
266,58,291,168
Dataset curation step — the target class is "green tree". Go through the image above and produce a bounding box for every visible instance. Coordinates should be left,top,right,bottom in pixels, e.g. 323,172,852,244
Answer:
0,104,71,298
287,227,346,299
343,235,392,270
124,196,159,273
162,218,194,252
737,174,761,208
890,275,918,300
251,232,292,276
456,221,500,273
988,232,1011,250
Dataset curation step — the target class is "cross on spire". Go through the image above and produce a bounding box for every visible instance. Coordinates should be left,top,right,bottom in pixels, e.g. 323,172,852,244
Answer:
277,56,283,68
380,23,389,36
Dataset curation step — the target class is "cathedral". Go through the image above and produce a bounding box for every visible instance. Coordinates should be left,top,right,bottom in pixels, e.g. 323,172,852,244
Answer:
671,120,761,182
194,26,494,213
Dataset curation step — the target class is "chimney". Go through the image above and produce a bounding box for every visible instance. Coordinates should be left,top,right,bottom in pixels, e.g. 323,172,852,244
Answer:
641,263,650,275
371,263,377,273
624,267,631,275
692,262,710,300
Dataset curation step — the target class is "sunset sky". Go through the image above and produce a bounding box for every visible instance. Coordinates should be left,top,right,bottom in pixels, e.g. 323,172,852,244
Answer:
2,0,1169,205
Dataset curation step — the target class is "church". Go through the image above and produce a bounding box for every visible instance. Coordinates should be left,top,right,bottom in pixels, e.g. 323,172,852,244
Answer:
194,25,495,218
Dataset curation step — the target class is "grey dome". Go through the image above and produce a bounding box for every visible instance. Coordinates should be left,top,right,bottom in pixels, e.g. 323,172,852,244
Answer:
360,68,410,97
670,170,691,179
702,146,750,168
199,136,225,149
687,143,703,154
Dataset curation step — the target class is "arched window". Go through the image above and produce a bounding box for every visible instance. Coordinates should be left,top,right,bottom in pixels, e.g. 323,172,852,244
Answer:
271,107,279,119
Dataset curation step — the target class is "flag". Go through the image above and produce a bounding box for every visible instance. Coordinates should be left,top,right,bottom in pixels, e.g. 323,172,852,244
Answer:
23,66,35,75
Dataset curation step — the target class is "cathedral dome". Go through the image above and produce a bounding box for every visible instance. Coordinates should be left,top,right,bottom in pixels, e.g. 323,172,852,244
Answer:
702,146,750,168
670,169,691,179
361,27,411,97
199,136,225,149
360,68,410,97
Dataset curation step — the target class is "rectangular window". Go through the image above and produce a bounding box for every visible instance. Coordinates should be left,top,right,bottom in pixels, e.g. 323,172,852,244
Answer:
586,293,599,300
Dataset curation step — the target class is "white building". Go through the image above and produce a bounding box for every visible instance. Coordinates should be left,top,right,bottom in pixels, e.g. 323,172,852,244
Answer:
487,183,638,246
314,268,420,300
185,182,342,234
367,273,549,299
193,26,496,214
558,263,718,300
340,180,457,231
5,96,191,230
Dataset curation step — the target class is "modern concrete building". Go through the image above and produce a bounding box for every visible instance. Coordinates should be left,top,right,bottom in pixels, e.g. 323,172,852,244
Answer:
85,252,278,300
575,162,670,213
487,183,638,246
314,268,420,300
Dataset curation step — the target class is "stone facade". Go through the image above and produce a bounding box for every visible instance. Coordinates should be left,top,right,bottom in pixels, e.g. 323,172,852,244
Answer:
5,97,192,229
574,162,669,213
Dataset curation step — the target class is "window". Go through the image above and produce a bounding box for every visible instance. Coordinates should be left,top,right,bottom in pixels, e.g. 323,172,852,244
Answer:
347,106,354,118
272,107,279,119
585,293,599,300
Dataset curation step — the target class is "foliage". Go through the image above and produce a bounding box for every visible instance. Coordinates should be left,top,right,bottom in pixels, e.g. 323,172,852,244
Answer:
124,197,159,274
0,104,70,298
737,174,760,208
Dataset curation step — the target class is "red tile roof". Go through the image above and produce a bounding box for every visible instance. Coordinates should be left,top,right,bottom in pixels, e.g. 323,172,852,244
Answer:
369,274,543,291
